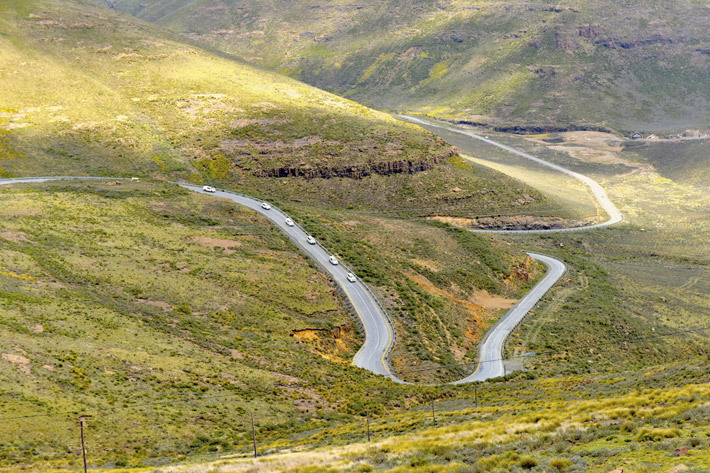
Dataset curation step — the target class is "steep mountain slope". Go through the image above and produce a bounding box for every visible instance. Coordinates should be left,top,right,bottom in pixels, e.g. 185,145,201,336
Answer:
101,0,710,131
0,0,570,220
0,0,451,181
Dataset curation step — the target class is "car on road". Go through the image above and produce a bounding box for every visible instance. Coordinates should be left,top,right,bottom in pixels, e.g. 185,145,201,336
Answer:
261,202,271,210
131,177,140,181
285,218,294,227
306,236,316,245
202,185,216,193
329,256,338,265
347,273,356,283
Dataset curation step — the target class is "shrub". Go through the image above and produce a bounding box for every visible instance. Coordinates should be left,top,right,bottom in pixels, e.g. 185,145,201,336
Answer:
519,456,538,469
410,454,429,467
619,421,635,433
549,457,573,472
688,437,702,447
635,427,681,442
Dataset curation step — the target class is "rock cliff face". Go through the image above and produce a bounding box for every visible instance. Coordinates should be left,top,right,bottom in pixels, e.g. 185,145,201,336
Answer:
595,34,683,50
445,119,613,135
256,148,457,179
552,25,681,53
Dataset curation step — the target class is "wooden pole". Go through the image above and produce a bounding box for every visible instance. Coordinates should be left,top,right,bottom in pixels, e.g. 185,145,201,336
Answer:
251,412,257,458
79,415,92,473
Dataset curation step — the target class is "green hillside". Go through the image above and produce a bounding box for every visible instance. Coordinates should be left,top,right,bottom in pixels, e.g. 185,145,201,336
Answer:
0,0,451,181
0,179,543,469
0,0,576,219
103,359,710,472
101,0,710,131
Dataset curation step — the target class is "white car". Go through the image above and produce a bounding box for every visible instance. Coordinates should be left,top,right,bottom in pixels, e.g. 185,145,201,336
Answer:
306,236,316,245
329,256,339,265
202,185,216,193
261,202,271,210
346,273,356,283
285,218,294,227
131,177,140,181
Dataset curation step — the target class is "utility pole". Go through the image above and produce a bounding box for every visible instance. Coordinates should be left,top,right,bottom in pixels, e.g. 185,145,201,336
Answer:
78,415,92,473
251,412,257,458
431,400,437,426
366,414,371,442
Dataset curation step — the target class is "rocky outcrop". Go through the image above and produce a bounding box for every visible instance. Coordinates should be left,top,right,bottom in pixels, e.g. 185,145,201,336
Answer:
257,148,457,179
292,324,352,340
465,215,598,231
555,32,577,53
577,25,601,39
554,25,602,52
492,123,613,134
595,34,684,49
444,118,613,135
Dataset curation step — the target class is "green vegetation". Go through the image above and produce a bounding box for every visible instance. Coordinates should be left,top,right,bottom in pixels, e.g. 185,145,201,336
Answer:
0,0,564,387
96,359,709,472
0,0,570,227
2,1,707,471
418,123,709,376
99,0,710,131
0,180,542,469
0,180,422,469
0,0,450,181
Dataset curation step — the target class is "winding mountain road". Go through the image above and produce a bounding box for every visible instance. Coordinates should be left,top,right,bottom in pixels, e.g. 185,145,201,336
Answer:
1,121,621,387
175,184,401,382
398,115,623,233
452,253,566,383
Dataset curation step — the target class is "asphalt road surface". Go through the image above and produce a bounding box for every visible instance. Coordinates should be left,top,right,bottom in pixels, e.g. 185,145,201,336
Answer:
398,115,623,233
452,253,567,383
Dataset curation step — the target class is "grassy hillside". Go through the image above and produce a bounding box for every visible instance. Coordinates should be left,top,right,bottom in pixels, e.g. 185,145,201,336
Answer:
0,0,577,222
98,359,710,473
0,0,452,181
0,179,550,469
0,0,576,384
0,179,427,469
0,0,608,382
414,121,709,378
99,0,710,131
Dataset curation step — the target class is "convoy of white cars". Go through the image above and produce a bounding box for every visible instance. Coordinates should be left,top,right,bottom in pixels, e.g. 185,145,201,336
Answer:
198,189,356,287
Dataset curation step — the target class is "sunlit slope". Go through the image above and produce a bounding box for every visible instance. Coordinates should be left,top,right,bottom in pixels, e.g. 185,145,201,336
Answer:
0,180,409,469
0,0,450,179
103,0,710,131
